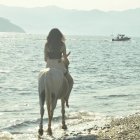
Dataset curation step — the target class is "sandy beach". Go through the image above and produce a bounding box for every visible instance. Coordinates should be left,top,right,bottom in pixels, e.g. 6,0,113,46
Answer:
44,113,140,140
62,112,140,140
97,112,140,140
63,112,140,140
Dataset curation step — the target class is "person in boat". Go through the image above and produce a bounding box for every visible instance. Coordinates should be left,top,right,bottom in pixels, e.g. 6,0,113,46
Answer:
44,28,73,107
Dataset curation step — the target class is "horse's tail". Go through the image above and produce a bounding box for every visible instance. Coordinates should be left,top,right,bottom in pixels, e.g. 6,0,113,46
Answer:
44,71,58,112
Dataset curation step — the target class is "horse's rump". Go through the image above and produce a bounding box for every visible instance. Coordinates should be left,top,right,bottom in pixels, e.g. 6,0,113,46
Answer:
38,68,69,105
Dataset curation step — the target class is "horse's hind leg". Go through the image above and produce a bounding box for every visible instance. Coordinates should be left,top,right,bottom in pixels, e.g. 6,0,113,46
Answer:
46,101,53,135
47,93,58,135
61,99,67,129
38,90,45,136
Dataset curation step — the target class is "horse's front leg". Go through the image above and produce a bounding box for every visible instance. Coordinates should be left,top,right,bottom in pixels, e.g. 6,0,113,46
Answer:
38,91,45,136
65,73,74,108
61,99,67,129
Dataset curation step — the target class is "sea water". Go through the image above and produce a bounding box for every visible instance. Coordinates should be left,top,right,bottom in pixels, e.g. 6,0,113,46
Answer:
0,33,140,139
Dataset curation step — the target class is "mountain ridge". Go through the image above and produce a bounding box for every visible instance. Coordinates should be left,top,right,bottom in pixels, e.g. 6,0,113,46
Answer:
0,17,25,33
0,5,140,36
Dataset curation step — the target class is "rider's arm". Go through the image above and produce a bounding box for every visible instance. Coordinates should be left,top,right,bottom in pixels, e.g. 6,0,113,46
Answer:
62,45,70,65
62,45,68,59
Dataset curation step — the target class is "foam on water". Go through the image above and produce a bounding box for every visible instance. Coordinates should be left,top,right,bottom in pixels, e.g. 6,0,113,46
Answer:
0,111,109,140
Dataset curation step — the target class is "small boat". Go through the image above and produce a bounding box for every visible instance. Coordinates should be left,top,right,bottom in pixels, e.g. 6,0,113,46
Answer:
112,34,131,41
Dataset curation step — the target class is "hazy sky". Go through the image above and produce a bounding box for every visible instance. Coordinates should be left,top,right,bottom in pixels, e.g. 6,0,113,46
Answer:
0,0,140,11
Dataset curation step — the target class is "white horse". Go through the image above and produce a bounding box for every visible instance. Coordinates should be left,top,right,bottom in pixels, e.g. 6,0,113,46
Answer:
38,57,73,136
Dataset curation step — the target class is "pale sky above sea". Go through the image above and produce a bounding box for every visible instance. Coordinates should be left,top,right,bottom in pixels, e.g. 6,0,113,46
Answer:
0,0,140,11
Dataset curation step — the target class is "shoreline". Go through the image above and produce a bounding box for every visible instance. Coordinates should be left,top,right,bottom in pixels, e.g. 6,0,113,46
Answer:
0,112,140,140
64,112,140,140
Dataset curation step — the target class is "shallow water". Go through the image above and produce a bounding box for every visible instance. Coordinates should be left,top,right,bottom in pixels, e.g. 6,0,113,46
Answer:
0,33,140,139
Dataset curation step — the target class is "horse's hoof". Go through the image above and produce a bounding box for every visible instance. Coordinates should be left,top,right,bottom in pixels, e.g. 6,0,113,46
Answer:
38,128,43,136
62,124,67,130
47,128,52,136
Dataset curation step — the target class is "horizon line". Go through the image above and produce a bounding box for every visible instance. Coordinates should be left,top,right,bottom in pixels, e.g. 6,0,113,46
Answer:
0,4,140,12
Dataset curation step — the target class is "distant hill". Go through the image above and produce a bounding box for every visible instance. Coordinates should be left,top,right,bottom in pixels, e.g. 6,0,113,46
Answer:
0,5,140,36
0,17,25,32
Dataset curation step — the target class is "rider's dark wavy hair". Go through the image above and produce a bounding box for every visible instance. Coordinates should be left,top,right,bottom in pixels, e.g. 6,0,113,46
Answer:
46,28,65,51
